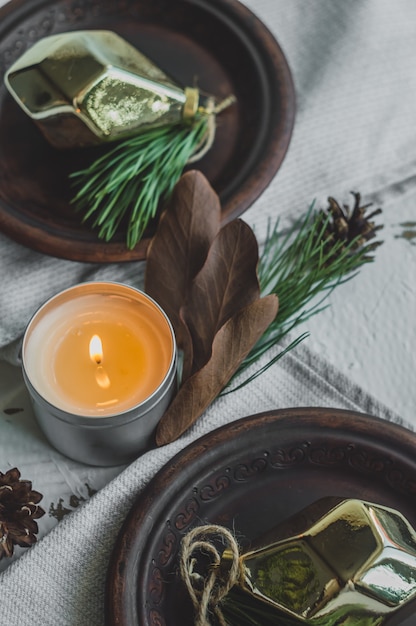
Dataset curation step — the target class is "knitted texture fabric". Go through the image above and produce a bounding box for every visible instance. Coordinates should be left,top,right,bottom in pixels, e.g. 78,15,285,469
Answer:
0,0,416,624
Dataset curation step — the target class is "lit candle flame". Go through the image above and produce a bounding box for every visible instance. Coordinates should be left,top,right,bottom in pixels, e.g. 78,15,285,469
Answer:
89,334,111,389
89,334,103,365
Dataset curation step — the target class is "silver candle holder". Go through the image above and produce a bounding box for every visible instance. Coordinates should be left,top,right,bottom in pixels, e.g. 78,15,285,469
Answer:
22,282,177,466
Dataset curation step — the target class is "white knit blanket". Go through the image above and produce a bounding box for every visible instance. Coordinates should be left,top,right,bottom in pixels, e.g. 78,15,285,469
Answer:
0,1,416,624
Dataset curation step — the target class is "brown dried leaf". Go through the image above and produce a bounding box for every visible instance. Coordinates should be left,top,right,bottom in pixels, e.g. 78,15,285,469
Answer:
145,170,221,347
155,294,279,446
181,219,260,376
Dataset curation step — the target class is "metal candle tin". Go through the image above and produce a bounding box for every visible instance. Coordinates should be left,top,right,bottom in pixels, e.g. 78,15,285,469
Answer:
21,282,177,466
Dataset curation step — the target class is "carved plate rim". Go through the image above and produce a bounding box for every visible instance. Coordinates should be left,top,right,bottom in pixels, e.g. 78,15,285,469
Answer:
106,408,416,626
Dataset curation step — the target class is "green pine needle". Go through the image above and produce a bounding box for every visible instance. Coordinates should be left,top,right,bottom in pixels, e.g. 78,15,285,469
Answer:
225,202,381,393
70,117,209,249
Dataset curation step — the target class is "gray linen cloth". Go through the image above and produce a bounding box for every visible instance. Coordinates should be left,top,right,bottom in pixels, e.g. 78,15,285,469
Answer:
1,0,416,624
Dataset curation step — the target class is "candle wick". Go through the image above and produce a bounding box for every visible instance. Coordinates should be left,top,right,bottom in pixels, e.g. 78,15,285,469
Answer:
96,365,110,389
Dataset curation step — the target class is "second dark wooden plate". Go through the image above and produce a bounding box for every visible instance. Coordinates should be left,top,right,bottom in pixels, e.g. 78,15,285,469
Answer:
106,408,416,626
0,0,295,262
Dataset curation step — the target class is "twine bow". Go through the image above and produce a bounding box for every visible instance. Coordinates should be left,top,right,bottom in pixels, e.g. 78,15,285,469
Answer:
180,525,241,626
188,95,237,163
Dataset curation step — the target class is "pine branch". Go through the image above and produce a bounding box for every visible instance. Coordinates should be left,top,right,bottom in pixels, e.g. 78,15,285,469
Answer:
70,117,209,249
226,195,383,391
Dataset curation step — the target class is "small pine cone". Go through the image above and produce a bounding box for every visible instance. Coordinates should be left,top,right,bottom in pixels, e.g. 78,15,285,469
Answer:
0,467,45,560
320,192,383,258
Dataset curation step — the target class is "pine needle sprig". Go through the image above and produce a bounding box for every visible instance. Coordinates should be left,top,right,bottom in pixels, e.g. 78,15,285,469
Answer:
226,195,382,392
70,117,209,249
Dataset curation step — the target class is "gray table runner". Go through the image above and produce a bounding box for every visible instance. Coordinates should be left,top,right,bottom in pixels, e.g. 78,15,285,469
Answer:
1,0,416,624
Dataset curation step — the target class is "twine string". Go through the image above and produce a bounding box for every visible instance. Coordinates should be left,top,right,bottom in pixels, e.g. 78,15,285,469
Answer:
180,524,241,626
188,95,237,163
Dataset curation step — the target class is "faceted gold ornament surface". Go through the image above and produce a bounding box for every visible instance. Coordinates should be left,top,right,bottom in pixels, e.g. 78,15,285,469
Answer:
237,499,416,624
5,30,198,148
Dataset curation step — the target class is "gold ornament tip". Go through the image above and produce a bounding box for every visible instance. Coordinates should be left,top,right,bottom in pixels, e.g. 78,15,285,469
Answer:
239,498,416,623
4,30,220,149
181,498,416,626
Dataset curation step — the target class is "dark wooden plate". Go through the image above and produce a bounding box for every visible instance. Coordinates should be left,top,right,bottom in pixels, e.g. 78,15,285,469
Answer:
0,0,295,263
106,408,416,626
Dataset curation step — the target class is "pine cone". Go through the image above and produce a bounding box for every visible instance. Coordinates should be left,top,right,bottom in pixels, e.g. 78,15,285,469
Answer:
320,192,383,259
0,467,45,560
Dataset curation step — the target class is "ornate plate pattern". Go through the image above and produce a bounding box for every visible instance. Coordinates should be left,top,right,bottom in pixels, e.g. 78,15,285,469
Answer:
106,408,416,626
